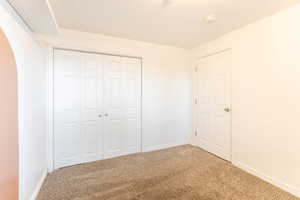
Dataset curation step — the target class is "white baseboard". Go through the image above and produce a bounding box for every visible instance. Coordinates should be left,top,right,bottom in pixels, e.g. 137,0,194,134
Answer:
143,141,188,152
30,169,48,200
232,160,300,198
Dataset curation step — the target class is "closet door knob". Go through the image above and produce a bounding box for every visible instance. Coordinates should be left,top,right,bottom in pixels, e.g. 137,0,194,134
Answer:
98,114,102,118
224,108,230,112
104,114,108,117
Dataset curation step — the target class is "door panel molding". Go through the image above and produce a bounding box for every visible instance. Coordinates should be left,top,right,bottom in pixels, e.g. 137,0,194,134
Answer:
48,47,142,171
193,49,232,161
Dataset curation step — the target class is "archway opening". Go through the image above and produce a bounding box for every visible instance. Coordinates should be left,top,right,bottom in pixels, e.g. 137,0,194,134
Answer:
0,28,19,200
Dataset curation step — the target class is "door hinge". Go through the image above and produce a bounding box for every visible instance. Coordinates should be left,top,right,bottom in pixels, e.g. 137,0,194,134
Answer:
195,67,198,72
195,131,198,136
195,98,198,105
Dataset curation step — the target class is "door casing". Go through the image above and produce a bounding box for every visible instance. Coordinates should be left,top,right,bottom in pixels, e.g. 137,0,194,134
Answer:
47,47,143,172
192,48,232,162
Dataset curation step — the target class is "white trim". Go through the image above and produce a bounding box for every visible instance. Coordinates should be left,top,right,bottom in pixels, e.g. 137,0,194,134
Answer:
228,49,233,162
45,0,60,34
46,46,54,172
143,142,188,152
54,47,142,60
47,47,143,171
232,160,300,198
29,170,48,200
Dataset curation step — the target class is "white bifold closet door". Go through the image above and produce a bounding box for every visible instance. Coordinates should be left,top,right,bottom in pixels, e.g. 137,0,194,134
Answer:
54,49,141,169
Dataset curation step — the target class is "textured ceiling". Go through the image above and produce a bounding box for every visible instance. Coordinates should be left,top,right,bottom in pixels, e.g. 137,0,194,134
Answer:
49,0,299,48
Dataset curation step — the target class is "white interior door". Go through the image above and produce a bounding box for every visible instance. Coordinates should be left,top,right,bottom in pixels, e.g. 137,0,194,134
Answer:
54,50,83,168
54,50,141,168
54,50,103,168
195,51,231,161
81,53,104,163
103,56,141,158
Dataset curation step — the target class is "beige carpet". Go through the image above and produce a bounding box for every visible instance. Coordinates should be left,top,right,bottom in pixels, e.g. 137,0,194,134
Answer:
37,145,299,200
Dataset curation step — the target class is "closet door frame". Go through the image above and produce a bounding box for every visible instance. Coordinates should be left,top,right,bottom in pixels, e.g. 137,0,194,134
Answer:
47,46,143,172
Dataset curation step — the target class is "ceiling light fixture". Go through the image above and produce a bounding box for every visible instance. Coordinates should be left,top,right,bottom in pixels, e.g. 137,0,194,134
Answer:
204,14,217,23
162,0,172,7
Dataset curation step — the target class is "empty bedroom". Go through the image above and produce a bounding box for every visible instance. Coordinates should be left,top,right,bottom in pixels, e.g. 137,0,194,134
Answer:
0,0,300,199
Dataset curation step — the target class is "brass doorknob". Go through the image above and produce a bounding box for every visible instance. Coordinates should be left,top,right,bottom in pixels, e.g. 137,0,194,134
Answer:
224,108,230,112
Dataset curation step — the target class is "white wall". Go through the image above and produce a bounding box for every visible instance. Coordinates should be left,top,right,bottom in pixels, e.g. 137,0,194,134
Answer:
41,28,192,156
3,0,300,198
0,2,47,200
192,4,300,197
2,0,300,198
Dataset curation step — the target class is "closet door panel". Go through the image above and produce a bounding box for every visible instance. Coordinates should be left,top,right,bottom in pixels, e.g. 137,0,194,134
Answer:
54,50,141,168
122,58,141,154
103,56,124,158
54,50,83,168
81,54,103,163
54,50,104,168
103,56,141,158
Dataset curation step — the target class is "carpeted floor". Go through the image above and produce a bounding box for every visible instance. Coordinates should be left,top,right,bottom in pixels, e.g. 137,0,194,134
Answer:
37,145,299,200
